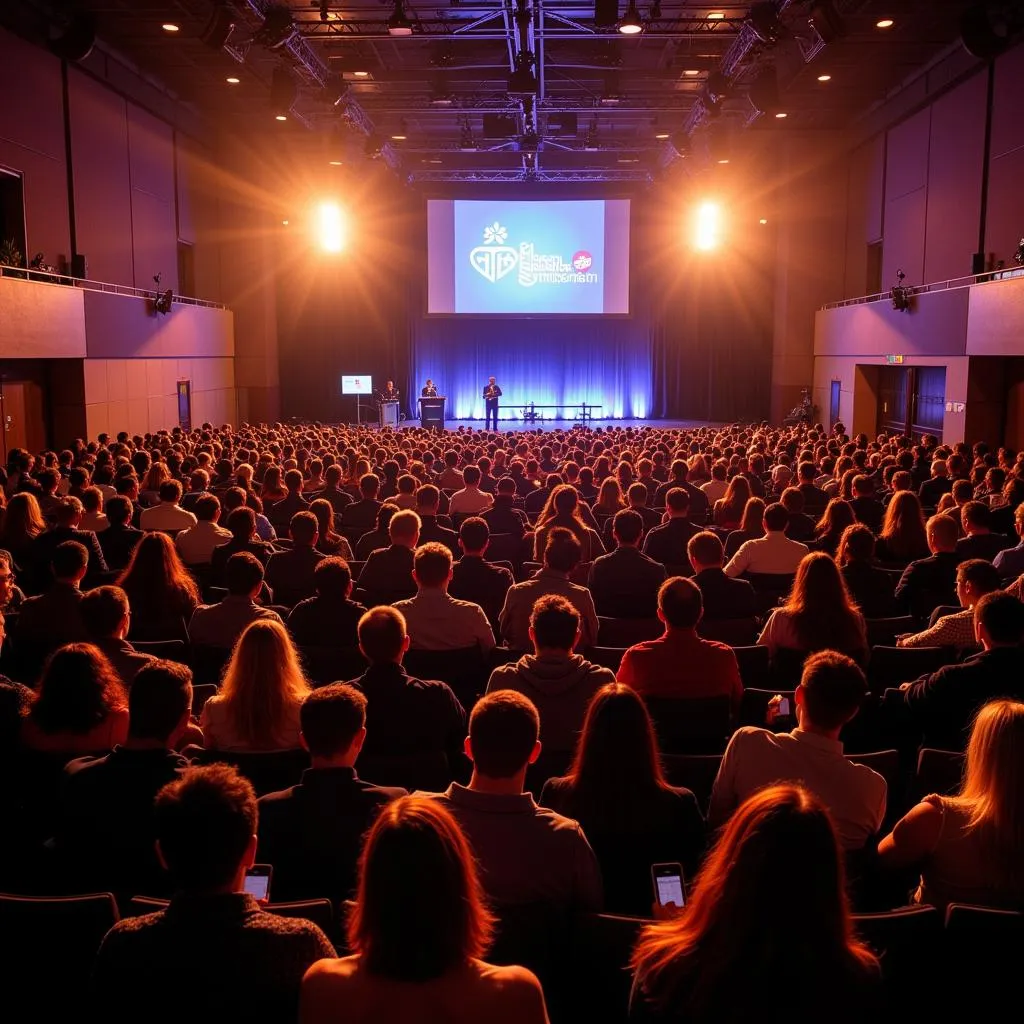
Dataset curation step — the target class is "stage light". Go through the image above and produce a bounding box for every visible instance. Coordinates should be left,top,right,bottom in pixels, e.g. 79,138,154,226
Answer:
387,0,414,36
707,11,725,19
315,202,346,253
275,114,287,121
254,5,295,49
759,218,768,225
162,23,180,33
391,133,407,141
817,74,832,81
876,18,894,29
282,219,289,226
226,76,240,84
693,201,723,251
618,0,644,34
683,69,701,76
352,70,370,77
328,160,342,165
775,111,788,118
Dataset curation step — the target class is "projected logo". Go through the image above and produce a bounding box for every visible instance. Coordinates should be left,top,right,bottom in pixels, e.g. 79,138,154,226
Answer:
469,222,599,289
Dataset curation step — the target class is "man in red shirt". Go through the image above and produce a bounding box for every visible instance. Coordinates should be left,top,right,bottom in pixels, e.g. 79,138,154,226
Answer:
617,576,743,713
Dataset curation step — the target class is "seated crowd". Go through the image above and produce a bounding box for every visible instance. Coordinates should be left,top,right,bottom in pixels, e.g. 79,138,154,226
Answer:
0,419,1022,1023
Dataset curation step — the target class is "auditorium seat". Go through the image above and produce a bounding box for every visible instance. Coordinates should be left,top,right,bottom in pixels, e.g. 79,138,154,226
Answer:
596,616,663,647
584,646,626,672
299,645,367,686
402,645,488,709
865,616,918,648
127,895,337,940
944,903,1023,1014
846,750,902,827
660,753,724,814
185,747,310,797
483,533,528,568
867,645,953,693
697,617,759,647
189,683,218,719
357,749,455,793
132,639,188,663
914,748,964,799
188,643,232,686
731,645,771,689
644,695,732,755
568,913,649,1024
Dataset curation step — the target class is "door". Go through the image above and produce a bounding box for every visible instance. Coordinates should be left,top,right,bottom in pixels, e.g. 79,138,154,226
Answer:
877,366,909,436
829,379,841,429
0,381,45,463
875,366,945,441
910,366,946,440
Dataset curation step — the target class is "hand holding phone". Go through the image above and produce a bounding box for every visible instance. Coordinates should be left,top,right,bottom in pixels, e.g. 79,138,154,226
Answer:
244,864,273,904
652,863,685,911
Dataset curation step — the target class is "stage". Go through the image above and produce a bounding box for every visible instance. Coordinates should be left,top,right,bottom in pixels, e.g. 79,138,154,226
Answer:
371,417,723,432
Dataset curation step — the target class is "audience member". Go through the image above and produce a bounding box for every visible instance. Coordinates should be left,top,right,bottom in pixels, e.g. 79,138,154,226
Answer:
210,506,275,584
16,540,90,648
919,458,952,506
258,683,406,904
541,684,704,915
896,558,1000,650
642,487,700,567
309,498,355,560
265,510,325,608
356,509,420,602
449,465,495,516
723,503,808,577
79,486,109,534
354,502,398,559
286,557,367,650
426,690,602,913
138,479,197,533
894,514,963,615
300,796,548,1024
266,468,311,532
991,501,1024,578
174,493,231,566
835,524,897,619
588,509,666,618
0,492,46,579
955,501,1012,562
499,528,599,651
342,473,384,535
812,497,857,558
723,497,766,559
686,531,757,621
201,619,310,751
118,532,200,641
482,476,529,538
630,785,879,1024
30,495,109,584
448,517,514,625
875,490,930,567
534,484,604,564
0,549,25,613
98,495,144,572
80,585,155,685
189,552,282,649
92,765,334,1024
617,577,742,711
414,484,460,554
709,651,884,848
849,474,884,532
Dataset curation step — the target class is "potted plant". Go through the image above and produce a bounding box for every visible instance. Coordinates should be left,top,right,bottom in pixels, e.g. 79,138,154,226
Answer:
0,238,24,277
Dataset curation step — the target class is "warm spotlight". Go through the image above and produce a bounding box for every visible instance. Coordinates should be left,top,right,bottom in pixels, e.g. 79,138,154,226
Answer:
759,218,768,225
876,18,894,29
162,23,180,33
618,0,644,34
316,202,346,253
693,202,723,251
817,74,832,81
226,76,240,84
775,111,788,118
275,114,288,121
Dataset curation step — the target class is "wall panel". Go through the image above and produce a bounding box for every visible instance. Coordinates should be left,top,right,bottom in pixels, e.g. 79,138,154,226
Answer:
882,187,927,289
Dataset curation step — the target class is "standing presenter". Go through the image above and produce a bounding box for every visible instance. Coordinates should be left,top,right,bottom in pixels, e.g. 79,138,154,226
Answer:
483,376,502,431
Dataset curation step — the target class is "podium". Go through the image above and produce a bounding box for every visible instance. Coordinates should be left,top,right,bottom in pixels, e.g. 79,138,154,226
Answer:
419,396,445,429
379,400,400,428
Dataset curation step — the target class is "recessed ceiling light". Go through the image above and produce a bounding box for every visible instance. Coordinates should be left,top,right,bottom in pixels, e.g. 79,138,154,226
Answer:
352,70,370,78
717,158,730,164
226,76,240,84
684,69,701,76
328,160,342,166
391,133,407,140
707,12,725,19
876,18,894,29
775,111,788,118
275,114,287,121
655,131,670,139
282,220,289,226
759,218,768,225
162,23,180,33
817,74,831,82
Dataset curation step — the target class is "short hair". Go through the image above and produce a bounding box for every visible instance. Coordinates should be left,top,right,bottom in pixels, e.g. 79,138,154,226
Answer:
226,506,256,540
468,690,539,778
225,551,264,596
799,650,868,731
763,503,790,532
313,556,352,599
665,487,691,513
194,494,220,522
359,606,407,663
956,558,1002,594
80,585,130,638
129,660,193,741
53,540,89,579
961,501,990,530
416,484,440,510
360,473,381,497
543,527,582,573
389,509,421,544
105,496,133,526
926,514,959,549
459,516,489,552
780,487,805,514
300,683,367,758
627,482,649,506
155,764,257,890
54,496,83,525
658,576,703,629
613,508,644,545
975,592,1024,644
159,480,183,503
285,468,303,491
530,594,580,651
687,530,724,568
414,542,453,587
462,465,481,486
496,476,516,495
290,510,318,544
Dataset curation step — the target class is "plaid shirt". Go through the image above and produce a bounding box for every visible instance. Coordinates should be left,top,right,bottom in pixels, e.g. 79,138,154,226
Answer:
897,607,977,649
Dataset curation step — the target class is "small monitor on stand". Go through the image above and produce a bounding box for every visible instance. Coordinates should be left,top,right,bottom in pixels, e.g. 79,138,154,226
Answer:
342,375,373,424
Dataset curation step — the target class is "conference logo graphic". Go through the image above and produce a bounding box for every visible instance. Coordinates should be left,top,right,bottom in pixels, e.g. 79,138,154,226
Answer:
469,222,599,288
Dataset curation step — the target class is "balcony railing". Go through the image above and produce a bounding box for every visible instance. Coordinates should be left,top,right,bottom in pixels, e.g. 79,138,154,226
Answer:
0,263,228,311
821,265,1024,311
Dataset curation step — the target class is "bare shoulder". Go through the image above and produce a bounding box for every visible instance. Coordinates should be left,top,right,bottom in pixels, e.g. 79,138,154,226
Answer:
474,960,546,1000
303,955,360,986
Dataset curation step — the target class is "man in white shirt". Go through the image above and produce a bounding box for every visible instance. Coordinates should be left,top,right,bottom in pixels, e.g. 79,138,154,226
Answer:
393,542,495,655
699,461,729,503
724,502,808,577
448,465,494,516
709,650,886,849
139,479,198,533
175,494,232,566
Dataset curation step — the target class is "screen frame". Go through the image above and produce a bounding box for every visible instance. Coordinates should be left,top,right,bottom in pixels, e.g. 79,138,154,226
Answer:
424,196,633,320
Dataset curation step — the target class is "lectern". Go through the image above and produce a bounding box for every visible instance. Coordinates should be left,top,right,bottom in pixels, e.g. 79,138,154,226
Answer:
419,396,445,429
379,400,400,428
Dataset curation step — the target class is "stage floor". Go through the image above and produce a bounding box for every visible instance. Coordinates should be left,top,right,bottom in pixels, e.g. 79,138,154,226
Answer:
402,418,720,432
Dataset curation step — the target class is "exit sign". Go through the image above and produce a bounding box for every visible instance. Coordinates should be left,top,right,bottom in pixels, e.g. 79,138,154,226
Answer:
886,354,905,364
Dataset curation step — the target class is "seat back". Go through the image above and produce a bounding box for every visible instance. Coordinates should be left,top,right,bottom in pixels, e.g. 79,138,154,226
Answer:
697,617,758,647
127,895,336,939
660,753,724,814
188,643,232,686
865,616,917,648
915,747,964,799
402,646,487,709
597,617,663,647
644,695,732,755
190,683,219,718
131,638,189,662
867,645,952,693
585,646,627,672
732,645,771,689
357,749,454,792
568,913,650,1024
944,903,1023,1002
299,646,368,686
189,747,310,797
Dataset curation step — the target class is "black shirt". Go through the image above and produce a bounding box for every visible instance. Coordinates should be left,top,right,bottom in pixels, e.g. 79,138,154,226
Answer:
286,596,366,648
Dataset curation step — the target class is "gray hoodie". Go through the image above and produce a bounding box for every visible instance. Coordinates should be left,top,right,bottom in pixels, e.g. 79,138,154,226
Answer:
485,652,616,754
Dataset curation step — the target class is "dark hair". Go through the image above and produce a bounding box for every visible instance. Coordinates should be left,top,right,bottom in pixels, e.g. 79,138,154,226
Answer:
358,606,407,663
459,516,489,552
226,506,256,540
105,496,133,527
463,465,481,486
687,531,724,568
961,500,990,530
763,503,789,532
416,484,440,509
300,682,366,758
799,650,868,731
613,508,644,545
836,524,875,566
348,796,493,981
313,556,352,599
80,585,130,638
360,473,381,497
118,532,200,623
658,576,703,629
194,494,220,522
976,592,1024,645
468,690,539,778
129,660,193,741
284,468,303,492
530,594,580,650
956,558,1002,594
155,765,257,890
158,479,183,504
225,551,264,596
30,643,127,736
779,553,866,657
413,542,453,588
53,539,89,580
543,526,582,573
665,488,691,513
290,510,318,545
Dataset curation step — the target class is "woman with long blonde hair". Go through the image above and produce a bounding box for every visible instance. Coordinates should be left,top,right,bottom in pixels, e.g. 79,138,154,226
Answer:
713,475,751,532
200,618,310,751
875,490,930,566
879,699,1024,911
630,785,878,1024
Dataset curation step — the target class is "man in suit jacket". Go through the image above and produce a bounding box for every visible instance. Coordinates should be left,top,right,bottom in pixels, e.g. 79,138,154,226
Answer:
796,462,829,518
687,530,757,621
81,585,155,686
414,485,459,555
16,540,90,648
588,510,666,619
895,514,963,616
341,473,384,535
643,488,701,567
258,683,406,904
264,511,325,607
356,509,420,603
188,553,282,649
448,517,514,627
30,496,108,586
918,459,952,507
287,557,367,650
266,469,310,533
956,501,1014,563
849,475,885,533
98,496,144,572
482,476,529,538
654,460,710,523
898,592,1024,749
314,465,354,518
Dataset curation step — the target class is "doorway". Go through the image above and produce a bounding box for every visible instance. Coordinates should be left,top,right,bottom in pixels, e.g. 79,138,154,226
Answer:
829,379,841,430
876,365,945,440
0,380,46,462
